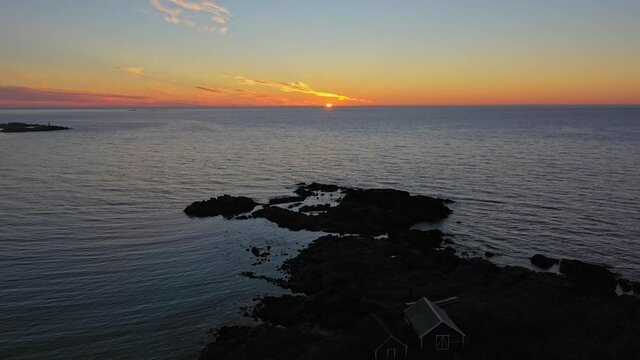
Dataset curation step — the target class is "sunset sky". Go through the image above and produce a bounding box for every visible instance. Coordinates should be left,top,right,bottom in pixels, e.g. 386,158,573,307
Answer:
1,0,639,107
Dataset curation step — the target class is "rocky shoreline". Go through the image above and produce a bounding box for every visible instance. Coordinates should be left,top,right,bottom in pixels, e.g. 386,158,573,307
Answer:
187,183,640,360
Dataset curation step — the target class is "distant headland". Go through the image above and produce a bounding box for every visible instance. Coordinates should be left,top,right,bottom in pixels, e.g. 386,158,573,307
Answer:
0,122,70,133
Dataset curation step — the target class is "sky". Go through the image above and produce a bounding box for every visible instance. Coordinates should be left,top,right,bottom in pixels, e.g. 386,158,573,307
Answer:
1,0,639,107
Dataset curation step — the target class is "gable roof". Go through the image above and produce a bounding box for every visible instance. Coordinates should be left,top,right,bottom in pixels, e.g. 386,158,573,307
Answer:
358,314,408,352
404,297,465,338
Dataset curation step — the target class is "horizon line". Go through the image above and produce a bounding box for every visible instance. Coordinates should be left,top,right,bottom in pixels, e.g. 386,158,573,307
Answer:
1,103,640,110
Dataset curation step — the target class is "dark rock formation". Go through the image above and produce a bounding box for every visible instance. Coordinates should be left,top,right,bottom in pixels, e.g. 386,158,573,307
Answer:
197,184,640,360
250,246,269,257
268,183,344,206
268,196,306,205
298,204,331,212
390,229,444,250
530,254,560,269
184,195,258,218
240,272,285,287
298,182,341,193
0,122,70,133
253,188,451,235
559,259,617,294
204,231,640,360
619,278,633,292
251,206,315,231
201,325,320,360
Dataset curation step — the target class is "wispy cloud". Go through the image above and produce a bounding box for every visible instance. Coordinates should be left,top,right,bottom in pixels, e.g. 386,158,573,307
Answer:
148,0,231,34
0,85,157,107
0,70,36,79
115,66,148,78
234,75,364,102
196,85,293,105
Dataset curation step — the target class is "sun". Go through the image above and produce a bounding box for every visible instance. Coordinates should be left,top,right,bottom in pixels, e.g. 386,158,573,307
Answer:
325,103,333,109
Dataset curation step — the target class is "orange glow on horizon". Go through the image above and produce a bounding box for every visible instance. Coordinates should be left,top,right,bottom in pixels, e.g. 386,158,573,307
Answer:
325,103,333,109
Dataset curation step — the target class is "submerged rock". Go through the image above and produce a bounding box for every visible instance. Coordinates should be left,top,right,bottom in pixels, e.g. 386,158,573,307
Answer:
184,195,258,218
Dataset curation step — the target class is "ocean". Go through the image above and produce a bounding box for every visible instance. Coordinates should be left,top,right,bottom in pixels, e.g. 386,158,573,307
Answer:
1,106,639,359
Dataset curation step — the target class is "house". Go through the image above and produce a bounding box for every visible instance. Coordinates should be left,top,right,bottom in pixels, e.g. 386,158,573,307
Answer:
404,297,465,352
358,314,408,359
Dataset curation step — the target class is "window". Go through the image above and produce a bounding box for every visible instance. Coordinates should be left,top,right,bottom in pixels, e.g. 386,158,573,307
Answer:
436,335,450,350
386,348,396,358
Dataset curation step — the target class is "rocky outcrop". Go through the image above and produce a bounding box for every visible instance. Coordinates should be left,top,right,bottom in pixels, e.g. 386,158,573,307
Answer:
204,231,640,360
251,206,315,231
0,122,70,133
530,254,560,269
619,278,633,292
184,195,258,218
559,259,617,294
390,229,444,250
252,188,452,235
268,196,306,205
298,204,331,212
298,182,341,193
197,184,640,360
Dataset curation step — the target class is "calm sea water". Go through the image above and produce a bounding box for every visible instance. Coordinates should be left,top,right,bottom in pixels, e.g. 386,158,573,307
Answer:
1,106,639,359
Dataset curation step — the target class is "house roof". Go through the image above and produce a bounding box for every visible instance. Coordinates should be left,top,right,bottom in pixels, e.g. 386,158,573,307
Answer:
404,297,465,338
358,314,408,352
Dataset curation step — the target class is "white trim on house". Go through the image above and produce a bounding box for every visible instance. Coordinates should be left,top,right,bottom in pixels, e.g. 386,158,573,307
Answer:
386,348,396,358
405,297,466,346
373,335,409,355
436,334,450,350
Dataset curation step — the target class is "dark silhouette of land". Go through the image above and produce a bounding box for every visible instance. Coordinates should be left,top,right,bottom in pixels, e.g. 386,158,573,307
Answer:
189,183,640,360
0,122,70,133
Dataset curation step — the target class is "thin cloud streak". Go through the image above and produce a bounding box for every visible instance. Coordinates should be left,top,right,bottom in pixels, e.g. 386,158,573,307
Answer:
196,85,294,105
234,75,365,102
115,66,148,78
0,85,160,107
0,70,36,79
148,0,231,34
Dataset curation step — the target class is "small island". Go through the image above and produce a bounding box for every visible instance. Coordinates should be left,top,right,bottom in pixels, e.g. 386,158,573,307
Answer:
187,183,640,360
0,122,70,133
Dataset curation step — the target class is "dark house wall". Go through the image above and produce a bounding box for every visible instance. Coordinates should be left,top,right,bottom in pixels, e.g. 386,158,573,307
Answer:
420,323,464,352
374,337,407,359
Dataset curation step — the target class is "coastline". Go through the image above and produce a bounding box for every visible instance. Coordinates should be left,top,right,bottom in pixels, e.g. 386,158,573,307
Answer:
191,183,640,360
